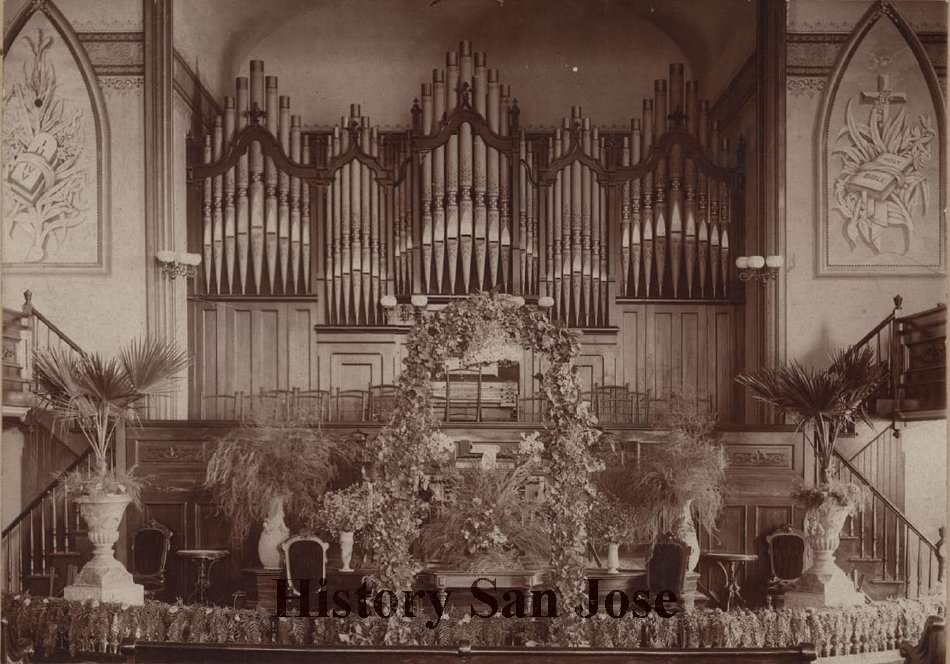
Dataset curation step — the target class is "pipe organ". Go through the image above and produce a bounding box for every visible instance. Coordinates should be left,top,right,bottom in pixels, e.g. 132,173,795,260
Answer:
189,49,745,329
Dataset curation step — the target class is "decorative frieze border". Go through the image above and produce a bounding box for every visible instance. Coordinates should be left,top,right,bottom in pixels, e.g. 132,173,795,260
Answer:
787,31,946,78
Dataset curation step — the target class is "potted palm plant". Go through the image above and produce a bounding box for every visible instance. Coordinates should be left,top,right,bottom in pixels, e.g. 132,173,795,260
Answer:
33,339,189,605
736,346,882,607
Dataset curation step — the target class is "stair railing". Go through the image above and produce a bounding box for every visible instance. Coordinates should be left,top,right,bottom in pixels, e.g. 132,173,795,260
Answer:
851,294,903,408
845,426,903,506
834,451,942,598
19,289,87,394
2,290,92,594
1,446,98,594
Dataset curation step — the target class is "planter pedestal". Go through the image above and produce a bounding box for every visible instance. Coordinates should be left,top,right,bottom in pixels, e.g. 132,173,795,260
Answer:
784,501,865,609
63,494,143,606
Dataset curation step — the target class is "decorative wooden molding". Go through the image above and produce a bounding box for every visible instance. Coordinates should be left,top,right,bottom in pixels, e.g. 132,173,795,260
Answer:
757,0,788,390
143,0,179,417
3,0,112,273
786,78,826,99
710,54,757,127
816,0,946,276
725,444,795,469
172,49,220,132
788,31,947,78
77,31,144,76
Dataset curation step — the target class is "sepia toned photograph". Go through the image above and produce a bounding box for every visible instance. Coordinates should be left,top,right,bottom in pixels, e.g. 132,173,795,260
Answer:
0,1,946,662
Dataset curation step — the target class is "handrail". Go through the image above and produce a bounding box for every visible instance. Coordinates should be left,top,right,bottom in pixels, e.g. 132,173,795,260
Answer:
1,447,92,538
834,451,939,551
852,294,902,351
22,290,86,358
845,425,892,463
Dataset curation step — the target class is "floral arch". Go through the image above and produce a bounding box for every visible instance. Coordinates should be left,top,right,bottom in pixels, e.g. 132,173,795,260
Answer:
366,292,601,644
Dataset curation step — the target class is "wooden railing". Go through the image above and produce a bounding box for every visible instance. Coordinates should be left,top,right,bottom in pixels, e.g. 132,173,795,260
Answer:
1,446,103,594
852,295,947,420
2,290,91,595
19,290,87,392
845,426,903,506
833,451,944,599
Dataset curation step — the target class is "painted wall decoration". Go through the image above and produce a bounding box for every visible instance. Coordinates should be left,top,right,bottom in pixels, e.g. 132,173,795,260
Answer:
818,1,945,276
3,2,110,270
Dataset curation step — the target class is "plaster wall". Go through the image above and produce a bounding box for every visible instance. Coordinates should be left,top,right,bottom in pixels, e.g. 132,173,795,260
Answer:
198,0,692,129
784,0,947,366
2,0,148,357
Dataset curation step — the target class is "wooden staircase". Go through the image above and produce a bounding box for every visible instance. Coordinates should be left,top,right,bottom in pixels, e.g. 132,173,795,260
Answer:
2,290,93,595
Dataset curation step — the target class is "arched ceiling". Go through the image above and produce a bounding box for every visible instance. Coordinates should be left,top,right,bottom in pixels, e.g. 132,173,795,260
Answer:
174,0,756,104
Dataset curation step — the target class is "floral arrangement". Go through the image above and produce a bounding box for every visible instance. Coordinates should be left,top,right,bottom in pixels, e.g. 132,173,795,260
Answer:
6,594,944,656
792,477,870,513
420,460,549,570
365,292,600,645
314,483,372,534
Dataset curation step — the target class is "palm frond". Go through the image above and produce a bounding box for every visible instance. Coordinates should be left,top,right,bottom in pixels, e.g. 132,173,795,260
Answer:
120,337,190,396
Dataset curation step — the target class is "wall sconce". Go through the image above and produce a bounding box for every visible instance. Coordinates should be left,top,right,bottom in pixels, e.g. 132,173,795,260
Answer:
735,255,783,283
380,294,428,324
155,251,201,279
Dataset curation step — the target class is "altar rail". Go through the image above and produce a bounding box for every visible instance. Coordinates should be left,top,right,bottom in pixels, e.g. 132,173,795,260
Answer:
122,643,817,664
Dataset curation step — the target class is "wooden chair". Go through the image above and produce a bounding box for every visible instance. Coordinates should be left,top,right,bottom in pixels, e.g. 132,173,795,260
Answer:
292,389,330,423
279,535,329,602
131,519,173,600
248,389,295,421
367,384,399,422
765,524,807,609
592,383,631,424
334,388,368,421
202,392,245,420
646,533,690,605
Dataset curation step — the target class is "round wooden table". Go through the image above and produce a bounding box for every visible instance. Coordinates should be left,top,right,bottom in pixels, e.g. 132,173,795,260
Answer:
177,549,229,604
700,552,758,611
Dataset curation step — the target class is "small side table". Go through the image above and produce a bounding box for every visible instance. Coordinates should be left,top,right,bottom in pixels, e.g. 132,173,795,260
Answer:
700,552,758,611
177,549,229,605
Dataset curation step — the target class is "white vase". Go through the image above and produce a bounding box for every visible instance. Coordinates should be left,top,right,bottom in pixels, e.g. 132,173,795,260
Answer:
674,499,701,571
63,493,144,606
606,542,620,574
258,496,289,569
339,530,355,572
785,499,865,608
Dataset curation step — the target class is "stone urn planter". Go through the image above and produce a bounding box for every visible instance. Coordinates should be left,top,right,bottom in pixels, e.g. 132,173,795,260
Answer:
63,493,144,606
785,499,865,608
258,496,289,569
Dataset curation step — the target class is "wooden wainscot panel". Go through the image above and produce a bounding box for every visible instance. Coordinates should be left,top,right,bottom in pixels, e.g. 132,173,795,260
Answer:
189,299,320,418
314,326,408,391
618,303,742,423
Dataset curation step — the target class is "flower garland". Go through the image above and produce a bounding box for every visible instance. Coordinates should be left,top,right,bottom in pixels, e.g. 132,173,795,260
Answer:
5,595,944,656
364,292,600,645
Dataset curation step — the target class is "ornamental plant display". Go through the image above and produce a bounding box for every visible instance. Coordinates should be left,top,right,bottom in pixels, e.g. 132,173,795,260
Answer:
204,417,355,548
621,395,727,543
736,346,884,489
313,483,372,535
33,338,189,499
364,292,601,645
420,460,549,570
6,594,944,656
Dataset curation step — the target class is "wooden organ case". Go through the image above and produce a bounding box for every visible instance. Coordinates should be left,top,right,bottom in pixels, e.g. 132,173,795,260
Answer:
187,43,746,423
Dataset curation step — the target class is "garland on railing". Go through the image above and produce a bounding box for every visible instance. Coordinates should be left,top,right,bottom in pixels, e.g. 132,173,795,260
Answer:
364,292,600,645
5,595,944,657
